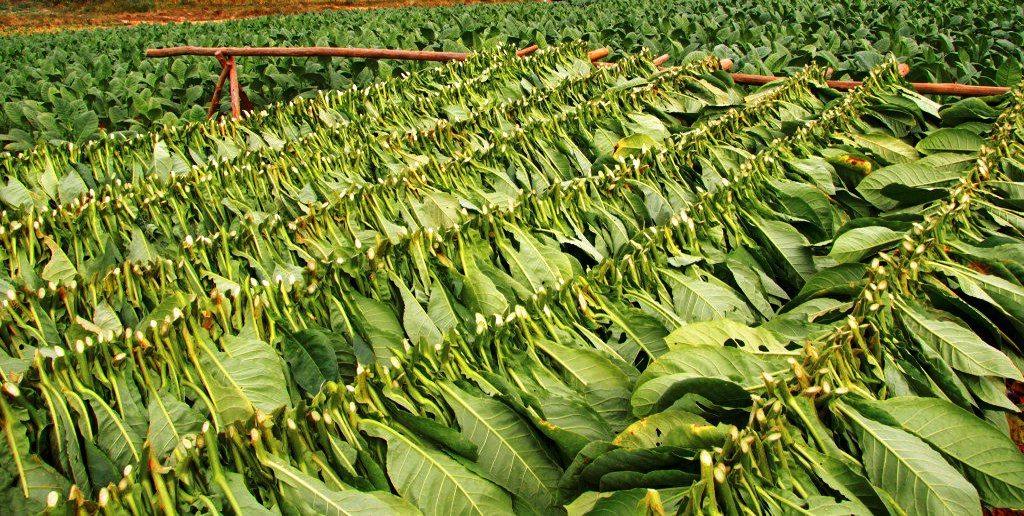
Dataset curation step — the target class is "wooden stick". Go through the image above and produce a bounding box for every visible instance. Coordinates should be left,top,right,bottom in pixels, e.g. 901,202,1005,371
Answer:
908,82,1009,96
587,48,610,62
731,68,1008,97
147,46,471,62
208,51,230,118
227,56,241,119
516,44,539,57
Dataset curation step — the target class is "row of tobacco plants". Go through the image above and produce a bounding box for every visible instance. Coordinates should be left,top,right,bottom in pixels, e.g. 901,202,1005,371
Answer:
0,43,1023,514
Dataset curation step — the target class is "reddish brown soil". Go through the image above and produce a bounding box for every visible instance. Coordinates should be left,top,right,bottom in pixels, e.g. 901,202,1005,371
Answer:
0,0,526,34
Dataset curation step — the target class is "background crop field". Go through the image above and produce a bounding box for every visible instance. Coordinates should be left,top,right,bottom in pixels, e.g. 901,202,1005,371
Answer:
0,0,1021,150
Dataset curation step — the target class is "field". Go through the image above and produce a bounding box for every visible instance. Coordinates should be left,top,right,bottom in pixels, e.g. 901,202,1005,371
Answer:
1,0,1022,150
2,1,1024,515
0,1,523,34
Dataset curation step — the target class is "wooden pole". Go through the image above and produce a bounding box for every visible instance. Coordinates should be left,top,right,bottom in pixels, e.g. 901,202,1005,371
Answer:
516,44,539,57
228,55,241,119
730,63,1008,97
147,46,472,62
155,43,541,61
208,51,230,118
587,48,610,62
907,82,1009,96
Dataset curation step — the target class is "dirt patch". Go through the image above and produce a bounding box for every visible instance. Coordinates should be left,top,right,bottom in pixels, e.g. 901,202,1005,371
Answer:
0,0,529,34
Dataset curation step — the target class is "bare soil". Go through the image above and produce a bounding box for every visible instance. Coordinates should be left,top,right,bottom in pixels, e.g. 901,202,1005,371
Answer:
0,0,526,34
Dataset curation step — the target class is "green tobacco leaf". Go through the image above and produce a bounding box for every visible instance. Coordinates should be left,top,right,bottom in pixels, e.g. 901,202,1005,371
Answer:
391,274,443,349
797,444,885,515
662,270,755,325
412,190,461,230
41,240,77,285
57,171,87,204
897,302,1021,380
200,323,291,426
918,152,978,174
582,488,667,515
151,140,188,181
639,346,784,388
962,374,1019,412
4,456,71,514
205,272,242,298
282,328,340,396
223,471,279,516
915,128,984,154
602,302,669,359
83,441,119,494
771,177,838,234
879,397,1024,509
440,383,562,508
536,339,633,431
785,156,837,194
390,410,478,462
147,390,204,462
462,259,509,317
664,318,787,353
262,453,415,515
613,409,707,449
579,446,697,489
857,162,962,209
840,403,981,516
631,374,751,418
828,226,903,263
84,391,141,469
846,133,919,164
352,293,403,362
427,279,459,335
360,419,514,516
663,421,732,451
503,225,573,291
136,291,193,331
1,178,34,208
751,218,817,289
613,134,661,159
786,263,868,308
127,227,161,265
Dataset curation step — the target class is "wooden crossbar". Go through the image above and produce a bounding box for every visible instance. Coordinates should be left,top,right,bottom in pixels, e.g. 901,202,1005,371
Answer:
730,62,1008,97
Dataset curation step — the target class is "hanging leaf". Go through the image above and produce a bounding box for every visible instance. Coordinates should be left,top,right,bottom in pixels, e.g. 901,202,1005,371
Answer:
282,328,341,396
839,402,981,516
147,390,204,462
198,323,291,426
439,383,562,509
915,128,984,154
878,397,1024,509
262,454,415,515
391,273,442,349
360,419,514,516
